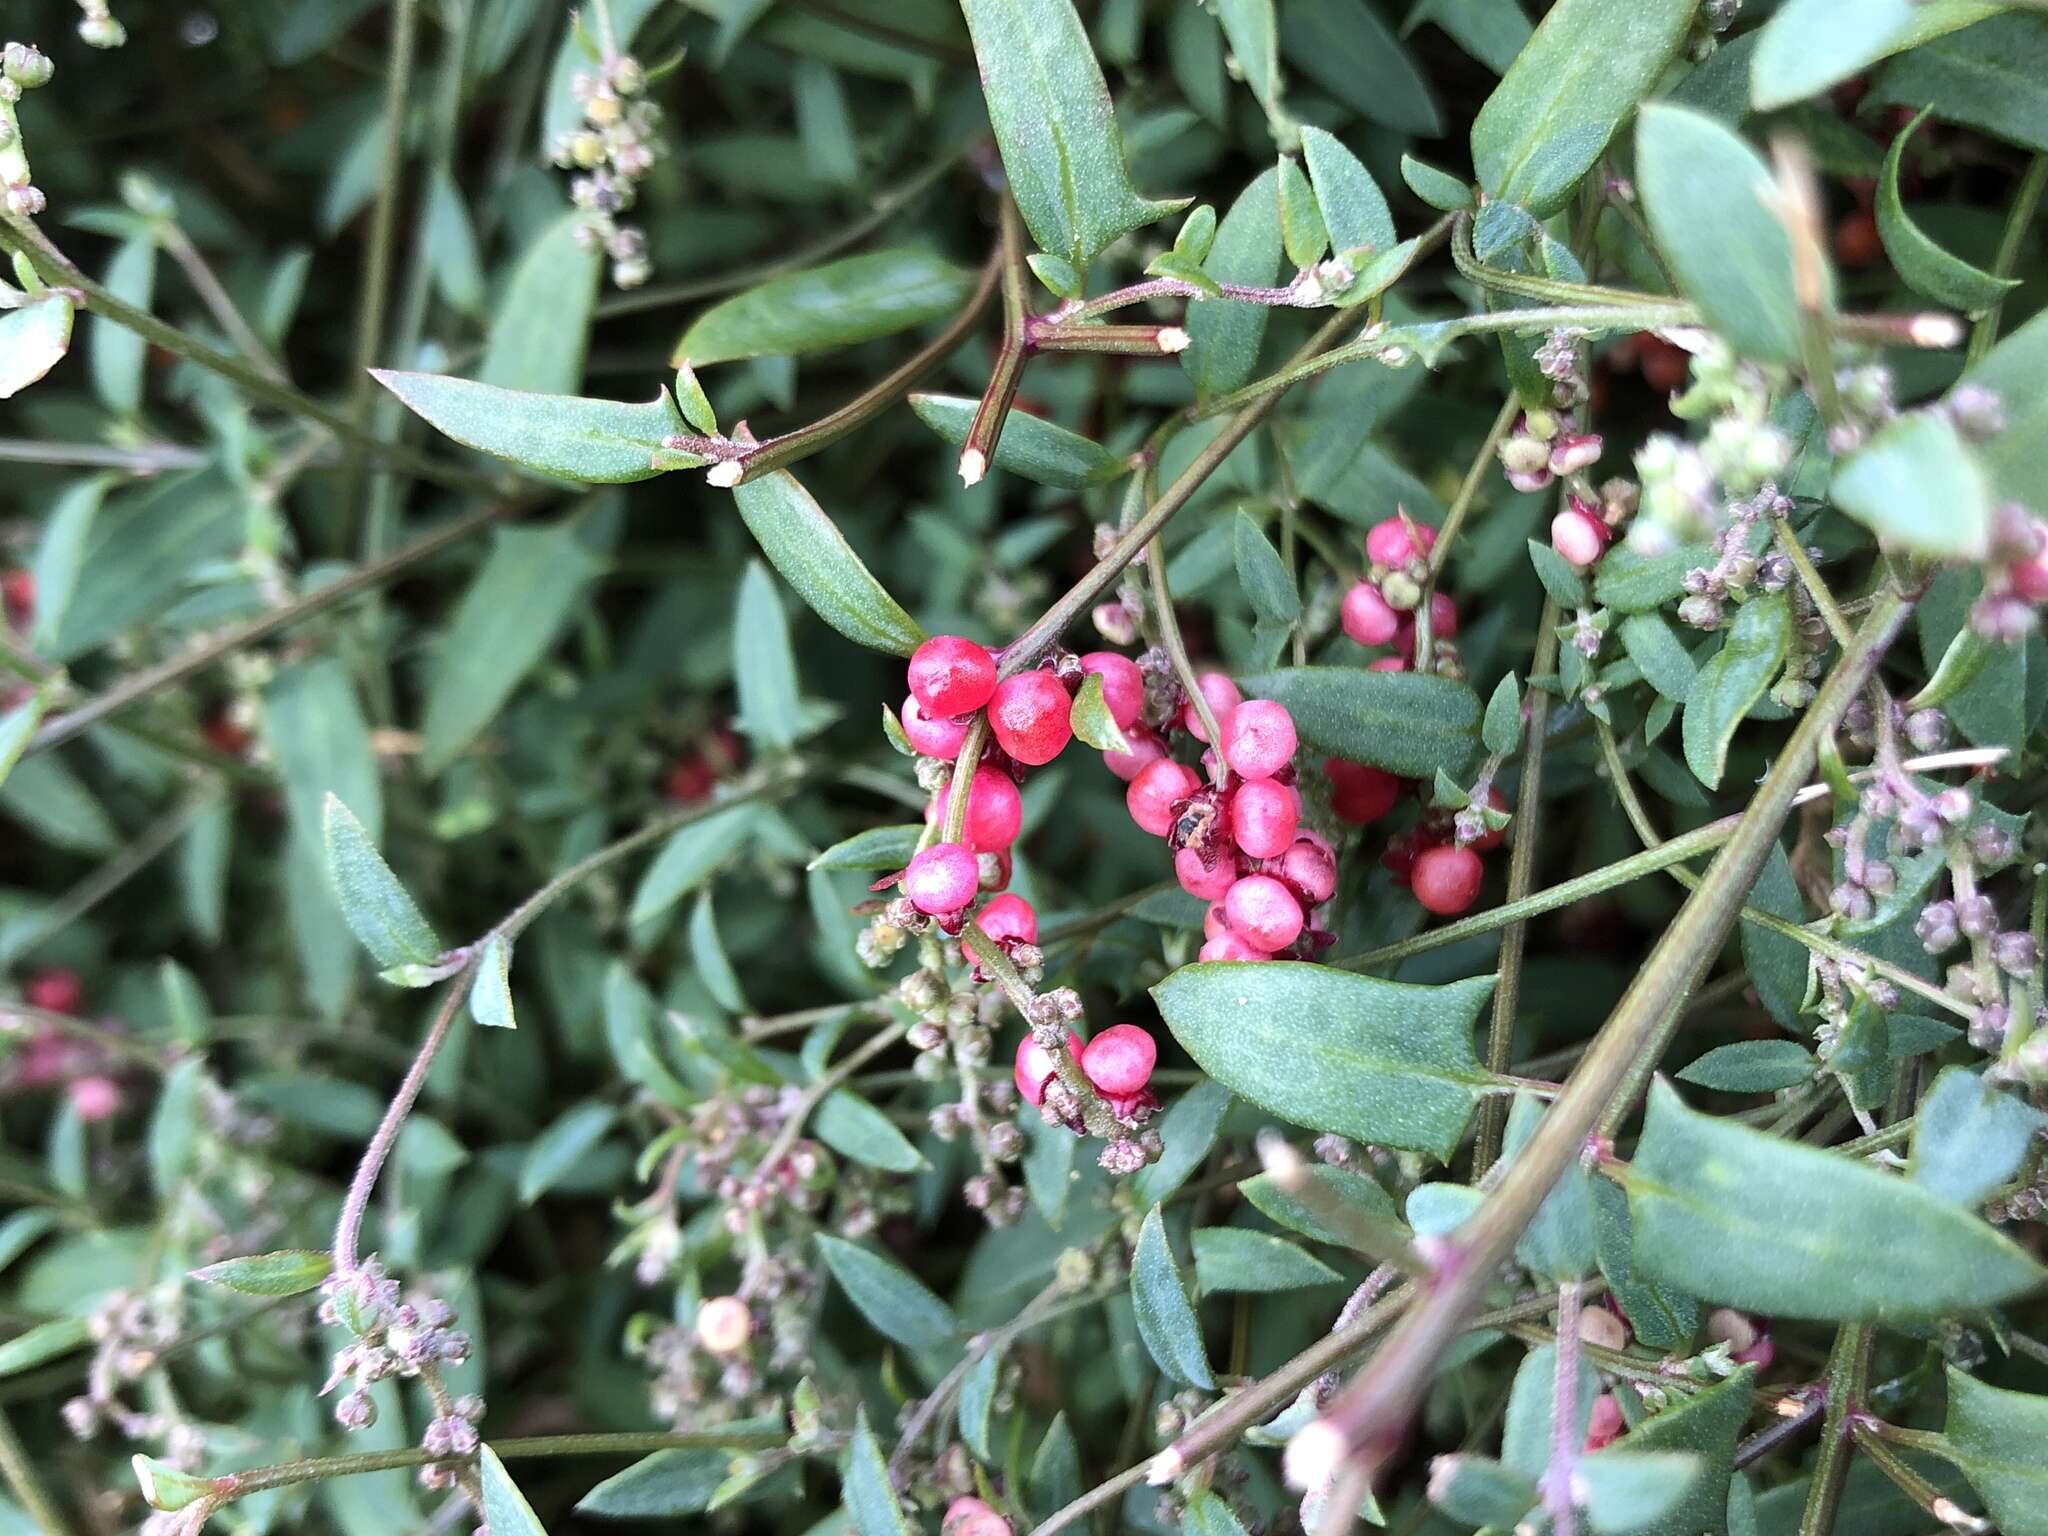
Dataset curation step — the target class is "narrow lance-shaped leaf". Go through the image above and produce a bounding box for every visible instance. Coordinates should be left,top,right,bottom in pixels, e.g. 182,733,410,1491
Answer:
321,795,443,971
470,935,516,1030
734,561,806,753
841,1407,914,1536
1191,1227,1341,1293
1183,167,1281,401
191,1249,333,1297
0,294,74,399
673,249,976,367
1830,409,1994,562
1682,591,1790,789
816,1234,959,1353
1878,109,2021,314
1240,667,1482,781
909,394,1126,489
1301,125,1395,257
519,1102,619,1203
1749,0,2002,112
375,371,693,484
730,470,926,657
1069,671,1131,754
0,677,58,794
479,1446,551,1536
1130,1205,1213,1388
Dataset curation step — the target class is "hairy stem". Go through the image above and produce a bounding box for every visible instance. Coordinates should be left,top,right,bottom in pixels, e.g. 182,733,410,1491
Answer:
1798,1325,1874,1536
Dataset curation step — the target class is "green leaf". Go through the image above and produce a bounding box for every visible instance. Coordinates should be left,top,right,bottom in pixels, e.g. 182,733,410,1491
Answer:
1627,1079,2046,1320
1131,1205,1213,1388
0,294,74,398
0,1315,92,1378
1240,1163,1411,1255
479,1445,551,1536
1595,542,1715,613
374,371,690,484
27,474,113,653
1410,0,1534,74
673,249,975,367
1275,156,1326,269
1589,1177,1699,1352
628,804,758,929
730,470,925,657
91,235,155,414
0,678,56,793
1027,251,1084,300
673,362,717,435
1682,591,1791,789
421,520,603,775
815,1090,928,1173
470,935,516,1029
322,795,443,971
1617,1367,1753,1535
1214,0,1284,129
690,890,747,1014
1750,0,2001,111
1576,1450,1704,1535
908,393,1125,489
1960,306,2048,513
191,1249,333,1298
1636,104,1804,365
1192,1227,1341,1293
1868,13,2048,155
808,824,922,873
1739,849,1808,1026
1483,673,1523,755
480,213,599,395
1182,1488,1254,1536
1131,1079,1236,1208
1472,0,1694,217
1239,667,1482,780
1621,612,1699,703
1153,965,1497,1161
1429,1455,1539,1527
1070,671,1132,754
1877,109,2020,313
1401,153,1475,212
423,166,484,317
1677,1040,1817,1094
1302,125,1396,256
817,1234,959,1353
734,560,805,753
1233,510,1300,626
1830,409,1994,561
840,1406,913,1536
1944,1366,2048,1536
519,1102,619,1203
958,1346,1002,1461
1280,0,1441,136
958,0,1180,270
1184,168,1281,401
576,1448,737,1517
1909,1066,2048,1208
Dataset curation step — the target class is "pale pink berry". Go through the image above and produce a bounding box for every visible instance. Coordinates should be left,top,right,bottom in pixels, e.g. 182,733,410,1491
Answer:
1551,503,1611,570
1176,846,1239,900
1180,671,1242,742
901,695,970,757
1079,651,1146,730
932,771,1024,852
1342,581,1400,647
1230,777,1299,860
696,1295,753,1355
1103,725,1167,782
1081,1024,1156,1097
1015,1030,1084,1105
1584,1394,1626,1452
988,670,1074,766
943,1496,1013,1536
1224,874,1305,953
1548,431,1604,477
1128,758,1200,837
1277,837,1338,905
68,1074,123,1122
908,635,997,718
1221,699,1297,781
903,843,980,914
977,892,1038,946
2012,548,2048,602
25,969,83,1015
1199,931,1267,963
1366,515,1435,569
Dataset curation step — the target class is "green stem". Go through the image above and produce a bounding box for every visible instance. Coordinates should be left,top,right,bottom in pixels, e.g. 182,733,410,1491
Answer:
1966,152,2047,368
0,1405,73,1534
1851,1426,1985,1532
1146,485,1224,755
0,438,209,473
158,222,288,383
7,793,209,961
962,923,1122,1139
1798,1325,1874,1536
752,1020,909,1180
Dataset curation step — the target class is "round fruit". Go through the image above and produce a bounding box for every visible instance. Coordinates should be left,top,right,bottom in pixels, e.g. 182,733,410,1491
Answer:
1412,843,1484,915
907,635,997,718
988,669,1074,766
903,843,980,915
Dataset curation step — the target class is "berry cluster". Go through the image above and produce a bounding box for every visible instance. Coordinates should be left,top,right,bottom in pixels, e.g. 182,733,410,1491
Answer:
1338,513,1459,674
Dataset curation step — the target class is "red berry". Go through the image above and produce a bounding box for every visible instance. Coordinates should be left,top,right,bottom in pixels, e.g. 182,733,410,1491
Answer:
1277,836,1338,905
908,635,997,719
1127,758,1199,837
1081,1023,1156,1097
903,843,980,915
1230,777,1299,860
1103,725,1167,782
988,670,1073,766
1223,874,1305,953
25,968,83,1015
1079,652,1145,730
1325,759,1400,825
1551,504,1611,570
901,695,970,757
1468,786,1511,853
1180,671,1242,743
1,569,33,629
1014,1030,1084,1106
1412,844,1484,915
977,892,1037,946
2012,524,2048,601
1199,931,1266,963
1175,845,1238,901
932,770,1023,853
1427,590,1459,639
1221,699,1297,781
1366,515,1435,569
1637,335,1688,395
1342,581,1400,647
1585,1394,1626,1453
202,716,253,757
1833,209,1881,269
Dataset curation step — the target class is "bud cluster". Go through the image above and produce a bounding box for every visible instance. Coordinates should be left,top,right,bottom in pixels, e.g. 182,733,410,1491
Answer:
548,50,661,288
317,1258,478,1491
1,41,57,217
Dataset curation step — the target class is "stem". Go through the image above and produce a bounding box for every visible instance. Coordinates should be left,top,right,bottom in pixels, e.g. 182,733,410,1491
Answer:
0,438,210,473
1541,1281,1584,1536
159,223,288,383
6,794,209,961
1852,1426,1989,1534
962,922,1121,1138
957,199,1030,487
1775,520,1852,649
1027,323,1187,356
0,1405,73,1535
1798,1325,1874,1536
1966,152,2046,368
26,501,522,757
1301,587,1914,1494
1146,498,1224,760
751,1020,908,1182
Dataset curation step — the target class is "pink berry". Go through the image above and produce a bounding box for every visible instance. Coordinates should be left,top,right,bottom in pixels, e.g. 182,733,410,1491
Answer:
1551,504,1611,570
1079,651,1146,730
1014,1030,1084,1105
943,1496,1014,1536
1221,699,1298,781
1199,931,1266,963
988,670,1074,766
901,695,970,757
1427,590,1459,639
1325,759,1400,825
1103,725,1166,782
1277,837,1339,905
1203,902,1231,941
1230,777,1299,860
908,635,997,718
1367,655,1408,673
1548,431,1604,477
1224,874,1305,953
1584,1394,1626,1452
1081,1023,1156,1097
68,1074,123,1122
1412,844,1484,915
903,842,980,915
977,891,1038,946
1176,846,1239,900
1341,581,1400,647
1127,758,1200,837
932,770,1024,852
1366,515,1435,569
25,969,82,1015
1180,671,1242,743
2012,543,2048,603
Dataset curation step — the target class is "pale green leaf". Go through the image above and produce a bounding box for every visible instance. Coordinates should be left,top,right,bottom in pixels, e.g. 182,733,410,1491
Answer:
1831,409,1994,562
191,1250,333,1298
375,371,690,484
321,795,442,971
1131,1205,1213,1388
1682,591,1791,789
1239,667,1482,780
909,393,1125,489
674,249,975,367
730,470,927,656
817,1234,959,1353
